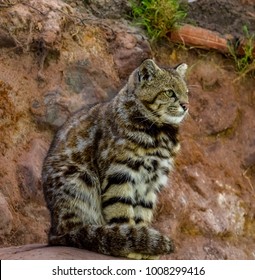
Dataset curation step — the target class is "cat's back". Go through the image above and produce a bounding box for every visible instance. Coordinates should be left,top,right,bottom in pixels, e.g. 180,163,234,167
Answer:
46,102,109,157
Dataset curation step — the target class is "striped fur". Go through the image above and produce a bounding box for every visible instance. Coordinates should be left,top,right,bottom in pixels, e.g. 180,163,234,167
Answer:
42,59,189,259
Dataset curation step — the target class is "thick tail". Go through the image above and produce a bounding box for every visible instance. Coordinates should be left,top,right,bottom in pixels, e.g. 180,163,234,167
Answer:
49,224,174,258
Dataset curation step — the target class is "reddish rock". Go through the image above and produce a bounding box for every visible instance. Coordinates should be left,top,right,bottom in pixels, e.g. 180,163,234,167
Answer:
164,236,255,260
0,194,13,236
0,244,124,260
31,89,72,129
31,22,152,129
111,27,152,79
16,139,49,202
189,61,239,135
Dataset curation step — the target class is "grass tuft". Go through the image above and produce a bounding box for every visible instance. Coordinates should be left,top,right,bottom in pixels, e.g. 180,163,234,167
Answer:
228,26,255,75
129,0,187,41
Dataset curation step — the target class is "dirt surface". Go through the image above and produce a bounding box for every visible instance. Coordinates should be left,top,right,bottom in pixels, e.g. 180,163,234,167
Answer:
186,0,255,38
0,0,254,260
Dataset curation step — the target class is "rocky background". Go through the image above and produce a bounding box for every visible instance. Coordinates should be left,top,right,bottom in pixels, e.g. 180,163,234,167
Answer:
0,0,254,259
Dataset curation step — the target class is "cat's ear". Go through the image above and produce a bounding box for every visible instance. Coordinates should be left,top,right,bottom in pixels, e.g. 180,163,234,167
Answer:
175,63,188,79
137,59,161,82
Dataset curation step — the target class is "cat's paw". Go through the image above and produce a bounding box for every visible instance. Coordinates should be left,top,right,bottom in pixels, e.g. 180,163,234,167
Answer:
126,252,159,260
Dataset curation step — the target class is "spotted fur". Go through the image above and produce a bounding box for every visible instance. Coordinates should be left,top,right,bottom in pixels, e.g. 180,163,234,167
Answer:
42,59,189,259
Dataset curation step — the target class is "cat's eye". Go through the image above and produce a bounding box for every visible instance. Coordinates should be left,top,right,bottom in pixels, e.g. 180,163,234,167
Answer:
164,90,177,101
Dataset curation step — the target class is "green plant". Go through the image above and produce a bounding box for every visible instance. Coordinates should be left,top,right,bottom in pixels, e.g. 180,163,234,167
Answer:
129,0,187,41
228,26,255,75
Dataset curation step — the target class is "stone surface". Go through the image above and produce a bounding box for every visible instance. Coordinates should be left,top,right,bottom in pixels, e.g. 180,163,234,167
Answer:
0,28,16,48
31,21,152,128
16,139,49,201
190,61,239,135
84,0,131,19
111,27,152,79
0,244,123,260
1,0,74,47
0,194,13,236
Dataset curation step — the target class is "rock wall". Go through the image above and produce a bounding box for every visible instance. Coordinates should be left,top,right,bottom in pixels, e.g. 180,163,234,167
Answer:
0,0,254,259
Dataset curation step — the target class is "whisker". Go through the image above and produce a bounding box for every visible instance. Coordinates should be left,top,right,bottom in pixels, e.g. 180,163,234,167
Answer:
188,84,200,88
133,110,160,125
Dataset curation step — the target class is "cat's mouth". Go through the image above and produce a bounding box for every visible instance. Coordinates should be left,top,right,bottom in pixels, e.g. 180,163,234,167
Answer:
170,102,189,116
164,103,189,124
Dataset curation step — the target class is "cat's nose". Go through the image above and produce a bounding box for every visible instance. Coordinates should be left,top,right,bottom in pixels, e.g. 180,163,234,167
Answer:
180,102,189,111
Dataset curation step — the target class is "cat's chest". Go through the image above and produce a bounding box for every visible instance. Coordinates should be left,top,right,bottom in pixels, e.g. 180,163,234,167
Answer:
133,156,173,195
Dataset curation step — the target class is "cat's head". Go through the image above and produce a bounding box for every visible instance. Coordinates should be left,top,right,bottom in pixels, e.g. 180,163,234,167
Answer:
128,59,189,125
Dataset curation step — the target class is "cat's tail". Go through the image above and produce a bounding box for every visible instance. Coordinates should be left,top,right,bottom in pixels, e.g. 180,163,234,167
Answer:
49,224,174,259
